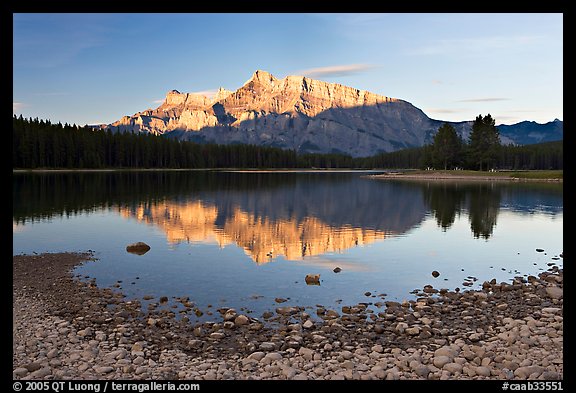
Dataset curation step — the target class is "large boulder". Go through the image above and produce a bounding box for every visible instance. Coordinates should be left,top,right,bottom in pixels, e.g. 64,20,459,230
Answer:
305,274,320,285
126,242,151,255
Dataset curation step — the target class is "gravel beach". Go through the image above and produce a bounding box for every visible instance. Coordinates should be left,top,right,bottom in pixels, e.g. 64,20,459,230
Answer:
13,252,563,380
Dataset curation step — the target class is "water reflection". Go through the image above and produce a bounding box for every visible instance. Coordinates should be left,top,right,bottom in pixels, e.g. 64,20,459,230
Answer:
13,172,562,261
419,181,562,239
118,200,392,263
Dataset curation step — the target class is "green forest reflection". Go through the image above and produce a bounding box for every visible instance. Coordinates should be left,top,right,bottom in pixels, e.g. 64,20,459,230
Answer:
423,182,503,239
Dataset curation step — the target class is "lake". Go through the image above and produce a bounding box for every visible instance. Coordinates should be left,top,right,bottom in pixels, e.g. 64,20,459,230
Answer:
13,170,563,321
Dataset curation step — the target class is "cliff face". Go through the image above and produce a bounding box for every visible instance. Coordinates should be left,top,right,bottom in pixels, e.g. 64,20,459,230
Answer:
104,70,439,157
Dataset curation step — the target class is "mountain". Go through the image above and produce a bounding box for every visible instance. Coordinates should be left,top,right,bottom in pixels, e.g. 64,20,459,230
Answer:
99,70,562,157
496,119,563,145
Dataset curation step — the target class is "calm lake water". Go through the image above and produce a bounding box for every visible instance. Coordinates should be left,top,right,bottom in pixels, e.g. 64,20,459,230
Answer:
13,171,563,321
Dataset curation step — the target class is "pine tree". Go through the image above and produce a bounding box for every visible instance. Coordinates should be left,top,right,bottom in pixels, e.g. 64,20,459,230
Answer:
468,114,501,171
431,123,462,170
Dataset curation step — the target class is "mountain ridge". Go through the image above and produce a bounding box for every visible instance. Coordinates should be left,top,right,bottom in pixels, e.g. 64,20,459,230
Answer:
99,70,562,157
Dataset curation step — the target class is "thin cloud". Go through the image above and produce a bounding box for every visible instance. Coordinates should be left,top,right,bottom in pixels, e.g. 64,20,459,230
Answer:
191,89,218,98
13,102,25,113
427,108,464,114
297,64,376,78
32,92,69,97
408,35,543,56
457,98,510,103
432,80,443,85
152,99,164,104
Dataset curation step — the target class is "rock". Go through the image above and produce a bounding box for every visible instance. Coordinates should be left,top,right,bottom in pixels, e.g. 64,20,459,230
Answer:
275,298,287,303
333,267,342,273
434,346,458,359
223,309,237,321
299,347,315,360
126,242,151,255
305,274,320,285
364,291,372,296
234,314,250,326
394,322,408,334
303,320,314,329
283,367,297,378
30,367,52,378
247,352,266,361
541,307,562,314
312,334,325,343
209,332,225,340
545,286,563,299
276,306,299,315
515,365,544,379
371,344,383,353
13,367,29,377
432,270,440,278
78,327,93,337
475,366,491,377
264,352,283,363
414,365,430,378
433,356,451,368
443,363,463,374
536,248,545,252
259,342,276,351
23,362,42,372
469,333,483,342
95,366,114,374
324,309,340,319
405,327,420,336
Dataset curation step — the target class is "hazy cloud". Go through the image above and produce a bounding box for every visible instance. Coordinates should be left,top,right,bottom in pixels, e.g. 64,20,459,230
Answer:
152,99,164,104
457,98,510,103
432,80,443,85
298,64,376,78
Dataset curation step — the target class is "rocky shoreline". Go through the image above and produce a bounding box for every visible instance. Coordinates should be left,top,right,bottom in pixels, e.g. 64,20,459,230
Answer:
13,252,563,380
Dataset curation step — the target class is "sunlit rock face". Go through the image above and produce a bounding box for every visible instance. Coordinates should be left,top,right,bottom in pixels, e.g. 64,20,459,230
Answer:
118,200,392,264
102,70,440,157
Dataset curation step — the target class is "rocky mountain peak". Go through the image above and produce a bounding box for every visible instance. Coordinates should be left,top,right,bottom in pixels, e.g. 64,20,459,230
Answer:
247,70,278,86
213,87,233,102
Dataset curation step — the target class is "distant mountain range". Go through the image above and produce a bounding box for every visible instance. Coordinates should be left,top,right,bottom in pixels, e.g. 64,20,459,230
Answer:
97,70,563,157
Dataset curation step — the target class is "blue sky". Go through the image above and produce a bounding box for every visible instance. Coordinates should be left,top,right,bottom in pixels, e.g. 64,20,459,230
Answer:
13,13,562,126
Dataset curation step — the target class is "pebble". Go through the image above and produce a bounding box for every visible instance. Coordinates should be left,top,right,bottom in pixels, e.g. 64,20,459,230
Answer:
12,253,563,381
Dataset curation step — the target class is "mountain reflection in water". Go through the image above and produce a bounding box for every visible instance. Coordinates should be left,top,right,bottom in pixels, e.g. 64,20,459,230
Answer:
13,171,562,263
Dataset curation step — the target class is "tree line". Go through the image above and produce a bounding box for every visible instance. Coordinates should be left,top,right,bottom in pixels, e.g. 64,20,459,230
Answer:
13,115,562,170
